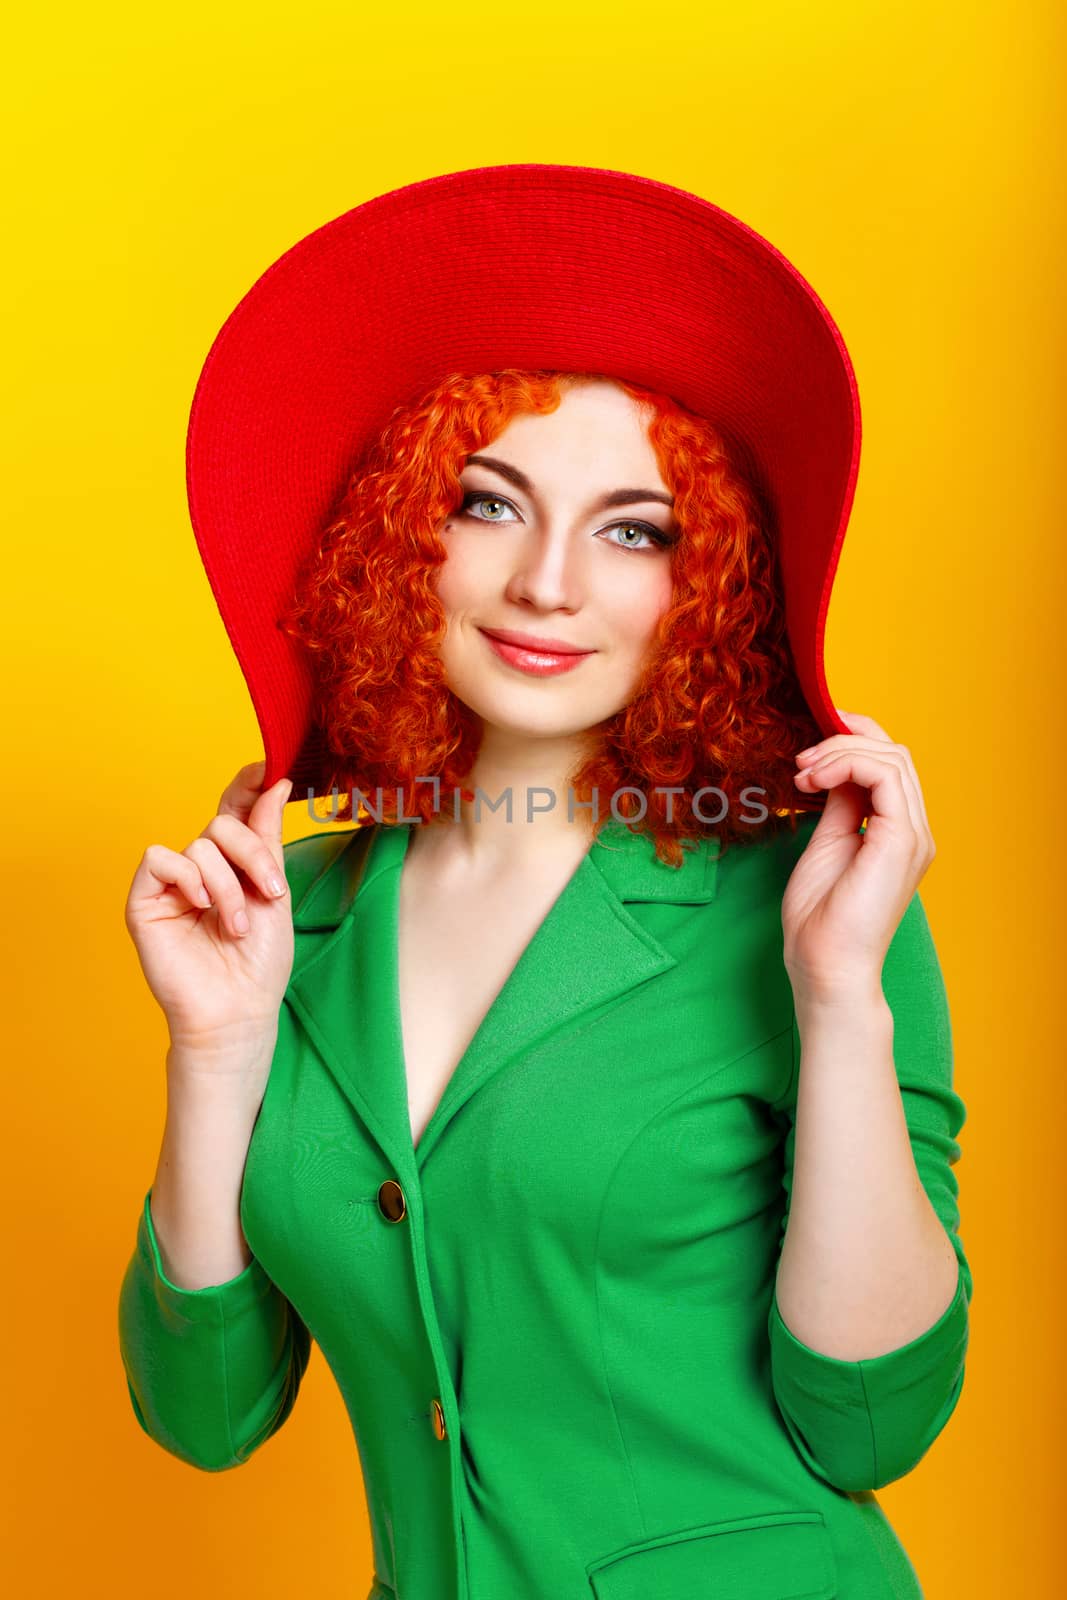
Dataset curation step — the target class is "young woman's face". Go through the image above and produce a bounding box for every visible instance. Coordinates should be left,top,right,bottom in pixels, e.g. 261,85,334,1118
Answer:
434,380,678,744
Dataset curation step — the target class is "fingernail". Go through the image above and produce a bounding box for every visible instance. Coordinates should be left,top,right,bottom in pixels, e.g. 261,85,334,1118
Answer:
234,909,250,933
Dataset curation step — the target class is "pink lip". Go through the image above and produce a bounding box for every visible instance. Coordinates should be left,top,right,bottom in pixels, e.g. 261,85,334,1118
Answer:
480,627,592,653
478,627,595,677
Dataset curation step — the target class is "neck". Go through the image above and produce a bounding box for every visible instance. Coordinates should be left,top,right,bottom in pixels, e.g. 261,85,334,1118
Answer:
422,723,604,869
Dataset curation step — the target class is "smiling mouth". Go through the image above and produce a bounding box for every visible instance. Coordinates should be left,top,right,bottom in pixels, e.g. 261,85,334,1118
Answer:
477,628,596,677
479,627,594,655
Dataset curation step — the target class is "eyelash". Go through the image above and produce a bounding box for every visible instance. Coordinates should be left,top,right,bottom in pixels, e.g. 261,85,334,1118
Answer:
458,491,676,551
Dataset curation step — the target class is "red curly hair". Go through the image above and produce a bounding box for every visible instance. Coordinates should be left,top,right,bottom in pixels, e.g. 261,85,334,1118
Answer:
278,369,825,868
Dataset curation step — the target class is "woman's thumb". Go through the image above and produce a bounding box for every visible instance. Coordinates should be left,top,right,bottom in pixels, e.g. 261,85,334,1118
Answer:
254,775,293,841
275,776,294,826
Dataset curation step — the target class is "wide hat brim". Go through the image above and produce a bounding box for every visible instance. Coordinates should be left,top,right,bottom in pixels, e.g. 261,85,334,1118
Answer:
186,162,859,801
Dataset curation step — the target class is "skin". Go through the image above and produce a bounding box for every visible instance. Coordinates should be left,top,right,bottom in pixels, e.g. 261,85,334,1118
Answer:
421,377,679,876
398,378,681,1142
124,379,687,1268
779,711,960,1358
128,378,962,1337
124,765,294,1286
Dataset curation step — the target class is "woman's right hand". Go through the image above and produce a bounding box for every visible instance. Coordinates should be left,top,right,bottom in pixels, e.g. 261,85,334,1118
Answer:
125,762,296,1056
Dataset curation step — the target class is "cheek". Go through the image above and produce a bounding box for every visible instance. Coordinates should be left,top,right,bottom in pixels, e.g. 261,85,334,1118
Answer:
431,537,467,614
433,526,491,613
612,568,675,653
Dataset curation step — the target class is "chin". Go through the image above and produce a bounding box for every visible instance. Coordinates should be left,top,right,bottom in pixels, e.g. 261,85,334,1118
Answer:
468,702,595,739
451,686,610,741
442,658,635,739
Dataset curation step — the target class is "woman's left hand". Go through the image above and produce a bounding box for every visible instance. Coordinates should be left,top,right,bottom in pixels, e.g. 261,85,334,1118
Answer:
784,710,936,1004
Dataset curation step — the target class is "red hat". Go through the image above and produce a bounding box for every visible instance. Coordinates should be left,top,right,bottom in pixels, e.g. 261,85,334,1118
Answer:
186,162,859,800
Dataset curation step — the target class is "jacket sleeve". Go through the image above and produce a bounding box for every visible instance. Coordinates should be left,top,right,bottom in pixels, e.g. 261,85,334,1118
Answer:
118,1186,312,1472
766,889,972,1494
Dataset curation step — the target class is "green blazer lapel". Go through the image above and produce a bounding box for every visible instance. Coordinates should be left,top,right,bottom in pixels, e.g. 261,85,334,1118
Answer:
418,826,719,1168
284,820,720,1178
284,822,412,1177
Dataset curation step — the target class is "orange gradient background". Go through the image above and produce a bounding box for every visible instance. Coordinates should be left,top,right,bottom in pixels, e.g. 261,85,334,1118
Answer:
3,2,1060,1595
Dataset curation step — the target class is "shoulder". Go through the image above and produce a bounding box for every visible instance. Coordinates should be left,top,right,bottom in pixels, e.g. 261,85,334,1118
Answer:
713,810,822,899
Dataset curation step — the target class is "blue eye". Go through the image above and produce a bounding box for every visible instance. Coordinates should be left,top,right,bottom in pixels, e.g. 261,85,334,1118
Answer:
461,491,518,523
601,521,673,552
459,491,675,551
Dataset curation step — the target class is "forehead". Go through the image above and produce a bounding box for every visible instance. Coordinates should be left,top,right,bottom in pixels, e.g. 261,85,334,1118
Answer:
471,383,662,481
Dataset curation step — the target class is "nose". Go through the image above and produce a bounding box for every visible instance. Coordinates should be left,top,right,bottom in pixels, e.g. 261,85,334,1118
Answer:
503,523,584,613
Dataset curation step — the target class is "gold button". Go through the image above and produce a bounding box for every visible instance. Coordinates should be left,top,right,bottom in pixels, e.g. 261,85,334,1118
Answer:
377,1180,407,1223
430,1398,447,1441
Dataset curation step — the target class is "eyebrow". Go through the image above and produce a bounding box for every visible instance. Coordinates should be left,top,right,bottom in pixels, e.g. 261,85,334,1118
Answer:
464,453,675,514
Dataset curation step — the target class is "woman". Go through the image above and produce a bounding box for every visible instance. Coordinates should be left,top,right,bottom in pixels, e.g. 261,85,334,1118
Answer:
118,166,971,1600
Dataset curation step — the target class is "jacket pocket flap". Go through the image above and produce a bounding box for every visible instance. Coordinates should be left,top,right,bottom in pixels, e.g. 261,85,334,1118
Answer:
587,1510,837,1599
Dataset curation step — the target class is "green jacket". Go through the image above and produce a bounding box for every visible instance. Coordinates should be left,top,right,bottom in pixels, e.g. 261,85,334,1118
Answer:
118,811,971,1600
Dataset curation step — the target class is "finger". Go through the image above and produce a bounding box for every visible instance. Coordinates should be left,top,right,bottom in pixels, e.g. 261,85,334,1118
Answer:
833,711,895,743
183,836,255,938
216,760,271,824
133,844,214,912
796,737,923,826
798,749,923,841
198,808,290,907
248,774,294,850
893,745,932,842
799,724,935,855
797,734,897,765
821,739,932,846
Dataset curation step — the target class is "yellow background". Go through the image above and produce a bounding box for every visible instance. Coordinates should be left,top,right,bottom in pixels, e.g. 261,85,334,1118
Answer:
3,1,1059,1594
